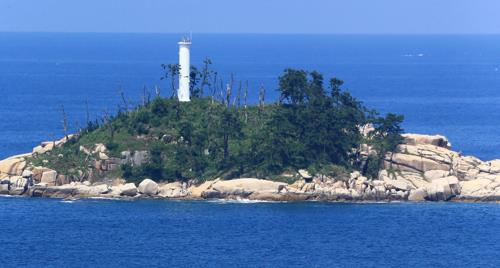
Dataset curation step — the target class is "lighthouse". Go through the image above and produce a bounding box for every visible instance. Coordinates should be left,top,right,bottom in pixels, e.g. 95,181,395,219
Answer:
178,37,192,102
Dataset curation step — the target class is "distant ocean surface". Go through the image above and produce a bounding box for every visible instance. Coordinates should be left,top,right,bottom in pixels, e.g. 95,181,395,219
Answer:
0,197,498,267
2,33,500,160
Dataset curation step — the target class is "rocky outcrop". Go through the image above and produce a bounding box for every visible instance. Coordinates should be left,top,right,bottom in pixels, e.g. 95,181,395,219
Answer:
1,133,500,203
402,133,451,148
200,178,287,200
159,182,188,198
138,179,159,196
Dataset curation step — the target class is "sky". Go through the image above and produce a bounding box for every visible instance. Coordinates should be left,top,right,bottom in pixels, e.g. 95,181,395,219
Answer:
0,0,499,34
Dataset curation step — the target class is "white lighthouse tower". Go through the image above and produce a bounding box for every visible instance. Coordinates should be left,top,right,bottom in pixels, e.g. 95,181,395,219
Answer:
178,37,192,102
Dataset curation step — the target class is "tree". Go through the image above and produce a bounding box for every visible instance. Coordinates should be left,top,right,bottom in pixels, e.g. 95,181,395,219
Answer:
365,113,405,177
278,68,308,105
190,66,201,98
161,63,180,98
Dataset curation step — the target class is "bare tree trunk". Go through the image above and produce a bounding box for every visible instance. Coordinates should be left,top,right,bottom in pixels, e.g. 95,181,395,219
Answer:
85,99,90,128
226,74,234,107
60,104,69,140
244,81,248,123
120,91,128,112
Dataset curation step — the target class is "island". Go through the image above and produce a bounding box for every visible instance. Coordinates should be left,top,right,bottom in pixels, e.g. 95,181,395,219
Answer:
0,68,499,202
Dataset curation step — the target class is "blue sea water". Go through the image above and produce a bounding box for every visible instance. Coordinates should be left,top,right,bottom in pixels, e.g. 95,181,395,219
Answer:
0,197,498,268
2,33,500,160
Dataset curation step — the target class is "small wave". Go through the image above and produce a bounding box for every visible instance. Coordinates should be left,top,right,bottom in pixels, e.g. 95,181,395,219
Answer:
207,198,283,204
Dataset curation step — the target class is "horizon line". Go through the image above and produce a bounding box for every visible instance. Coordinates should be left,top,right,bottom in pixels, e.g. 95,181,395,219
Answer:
1,31,500,36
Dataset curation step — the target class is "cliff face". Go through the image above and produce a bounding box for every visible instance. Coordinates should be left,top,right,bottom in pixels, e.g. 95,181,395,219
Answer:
1,133,499,202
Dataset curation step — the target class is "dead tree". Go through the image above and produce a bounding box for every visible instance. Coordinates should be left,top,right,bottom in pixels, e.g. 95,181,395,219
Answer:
60,104,69,140
244,81,249,123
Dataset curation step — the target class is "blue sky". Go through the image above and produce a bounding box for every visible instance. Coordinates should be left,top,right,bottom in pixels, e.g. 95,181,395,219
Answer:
0,0,498,34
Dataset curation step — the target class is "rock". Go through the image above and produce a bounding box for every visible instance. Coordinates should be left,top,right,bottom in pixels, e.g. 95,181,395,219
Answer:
0,157,26,176
33,143,54,154
408,188,427,201
463,168,480,181
350,171,361,180
99,152,109,160
79,145,92,156
402,133,451,148
32,167,52,183
9,176,28,188
488,159,500,173
188,179,219,198
397,172,430,189
119,183,138,197
387,153,450,173
82,181,91,186
425,176,459,201
383,177,412,191
21,170,33,178
298,169,312,179
94,143,107,154
423,170,450,181
460,179,492,196
454,156,483,179
210,178,287,198
40,170,57,186
159,182,187,198
138,179,159,195
0,184,9,194
56,175,69,186
88,184,110,195
331,180,346,189
131,151,148,166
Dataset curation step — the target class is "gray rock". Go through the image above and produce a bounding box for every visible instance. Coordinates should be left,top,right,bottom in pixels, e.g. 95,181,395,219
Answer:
118,183,138,196
138,179,159,195
408,188,427,201
40,170,57,186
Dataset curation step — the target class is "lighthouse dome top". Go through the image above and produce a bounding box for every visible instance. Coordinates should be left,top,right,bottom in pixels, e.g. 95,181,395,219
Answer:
178,36,192,45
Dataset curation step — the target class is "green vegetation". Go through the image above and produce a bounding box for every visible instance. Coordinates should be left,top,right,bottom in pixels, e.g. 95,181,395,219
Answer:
28,66,404,183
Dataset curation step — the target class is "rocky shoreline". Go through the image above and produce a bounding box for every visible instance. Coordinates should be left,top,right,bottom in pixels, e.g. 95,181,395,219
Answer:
1,133,500,203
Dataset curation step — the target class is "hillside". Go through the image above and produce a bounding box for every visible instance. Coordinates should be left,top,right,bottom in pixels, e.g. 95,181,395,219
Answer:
24,69,404,185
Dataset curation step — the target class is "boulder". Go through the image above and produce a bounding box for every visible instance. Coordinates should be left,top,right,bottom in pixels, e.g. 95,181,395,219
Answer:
408,188,427,201
425,176,459,201
424,170,450,181
460,179,492,196
387,153,450,173
88,184,110,195
454,156,483,179
402,133,451,148
188,179,219,198
32,167,52,183
383,177,412,191
9,176,28,189
40,170,58,186
210,178,287,198
119,183,138,197
138,179,159,195
21,170,33,178
298,169,312,179
0,157,26,176
350,171,361,180
98,152,109,160
131,151,149,166
0,184,9,194
94,143,107,154
159,182,187,198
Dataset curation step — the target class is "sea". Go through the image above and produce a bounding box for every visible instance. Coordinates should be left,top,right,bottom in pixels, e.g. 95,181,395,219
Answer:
0,33,499,267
